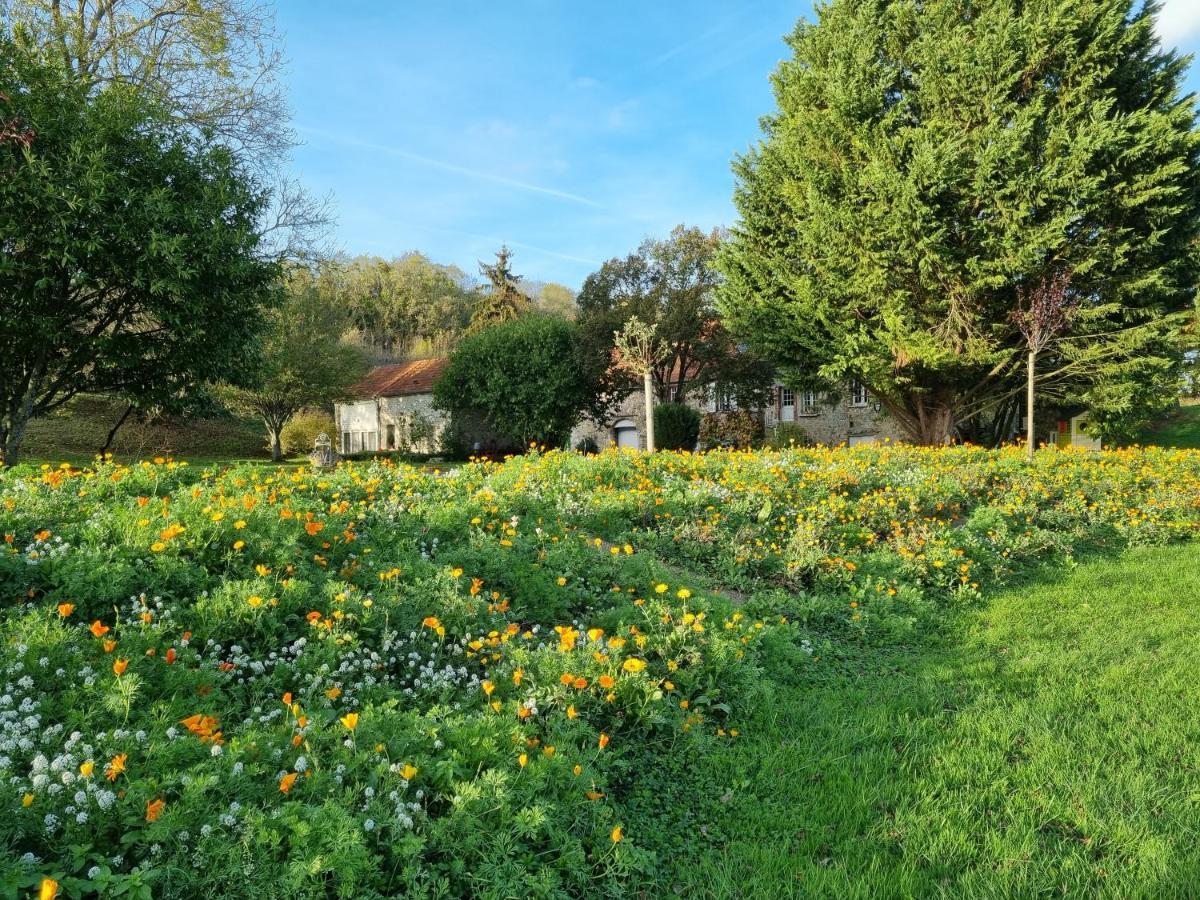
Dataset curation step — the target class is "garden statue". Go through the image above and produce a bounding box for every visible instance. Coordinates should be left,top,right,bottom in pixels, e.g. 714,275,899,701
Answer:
309,432,338,469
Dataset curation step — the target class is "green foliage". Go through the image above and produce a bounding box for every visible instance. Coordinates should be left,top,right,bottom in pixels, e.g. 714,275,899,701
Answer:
434,315,605,449
280,410,337,456
1,445,1199,895
764,422,815,449
0,37,279,465
220,266,368,459
653,403,701,451
577,226,773,408
698,411,763,449
333,253,478,360
718,0,1200,444
467,246,530,335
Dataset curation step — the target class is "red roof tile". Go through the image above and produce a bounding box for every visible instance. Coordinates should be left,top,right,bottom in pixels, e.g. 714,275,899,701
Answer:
344,358,449,399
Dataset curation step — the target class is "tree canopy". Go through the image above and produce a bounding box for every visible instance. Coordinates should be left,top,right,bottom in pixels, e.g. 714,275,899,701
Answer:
434,315,604,451
717,0,1200,444
578,226,773,406
220,266,368,460
0,37,278,464
467,246,530,334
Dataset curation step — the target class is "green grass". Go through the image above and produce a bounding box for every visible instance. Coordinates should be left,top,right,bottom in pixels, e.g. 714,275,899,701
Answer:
1137,401,1200,449
18,394,271,466
643,543,1200,898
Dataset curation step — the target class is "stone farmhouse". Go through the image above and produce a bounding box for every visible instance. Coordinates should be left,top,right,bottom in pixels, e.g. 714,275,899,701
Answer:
335,357,903,454
335,358,449,454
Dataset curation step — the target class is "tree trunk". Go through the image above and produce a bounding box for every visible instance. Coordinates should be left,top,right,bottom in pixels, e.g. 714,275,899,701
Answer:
643,371,656,452
100,402,136,457
1026,349,1037,462
269,426,283,462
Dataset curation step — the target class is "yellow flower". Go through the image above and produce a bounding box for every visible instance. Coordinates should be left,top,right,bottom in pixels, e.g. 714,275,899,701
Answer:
401,763,418,780
567,704,577,719
247,595,264,608
234,519,246,529
676,588,691,599
233,540,245,550
557,576,567,586
611,825,623,843
340,712,359,730
325,686,342,700
23,792,34,807
482,680,495,697
150,541,166,553
572,764,582,777
621,658,647,674
79,760,94,778
56,602,74,617
518,752,528,768
40,878,59,900
654,583,668,594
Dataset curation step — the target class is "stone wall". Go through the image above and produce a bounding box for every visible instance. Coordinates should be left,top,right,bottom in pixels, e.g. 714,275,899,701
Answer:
573,382,907,450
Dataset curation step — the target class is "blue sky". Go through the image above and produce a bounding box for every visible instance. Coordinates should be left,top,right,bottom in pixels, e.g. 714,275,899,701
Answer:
279,1,1200,289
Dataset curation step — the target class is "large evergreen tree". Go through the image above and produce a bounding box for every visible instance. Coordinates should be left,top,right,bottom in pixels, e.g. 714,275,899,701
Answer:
717,0,1200,444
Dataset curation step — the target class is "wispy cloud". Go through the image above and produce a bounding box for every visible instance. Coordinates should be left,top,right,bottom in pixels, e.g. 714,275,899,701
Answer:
1157,0,1200,48
298,125,602,208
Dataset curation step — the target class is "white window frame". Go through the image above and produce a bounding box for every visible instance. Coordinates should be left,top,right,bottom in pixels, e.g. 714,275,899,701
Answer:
798,390,818,416
850,381,869,408
780,387,795,409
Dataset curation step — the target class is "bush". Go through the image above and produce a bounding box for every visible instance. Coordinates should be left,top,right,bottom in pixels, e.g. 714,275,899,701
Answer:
765,422,815,449
654,403,701,451
698,410,763,449
280,409,337,455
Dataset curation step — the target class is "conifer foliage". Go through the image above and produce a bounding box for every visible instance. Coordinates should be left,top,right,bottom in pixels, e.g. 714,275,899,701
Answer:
718,0,1200,444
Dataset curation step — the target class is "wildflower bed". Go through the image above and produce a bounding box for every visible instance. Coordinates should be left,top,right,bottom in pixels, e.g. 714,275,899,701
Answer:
0,446,1197,898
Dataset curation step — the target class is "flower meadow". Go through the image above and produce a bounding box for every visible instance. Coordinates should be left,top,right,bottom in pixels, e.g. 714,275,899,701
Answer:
1,445,1198,898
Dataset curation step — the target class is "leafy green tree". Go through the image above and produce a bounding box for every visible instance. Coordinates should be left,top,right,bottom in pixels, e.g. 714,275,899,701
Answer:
467,245,529,334
0,38,277,465
335,254,476,360
717,0,1200,444
4,0,328,259
221,267,368,460
578,226,773,405
434,315,602,449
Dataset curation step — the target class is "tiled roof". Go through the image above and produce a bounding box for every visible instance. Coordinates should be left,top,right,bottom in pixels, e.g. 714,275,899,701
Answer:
344,357,449,399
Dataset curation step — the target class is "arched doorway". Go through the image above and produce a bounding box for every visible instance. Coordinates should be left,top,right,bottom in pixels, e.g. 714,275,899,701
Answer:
613,419,639,450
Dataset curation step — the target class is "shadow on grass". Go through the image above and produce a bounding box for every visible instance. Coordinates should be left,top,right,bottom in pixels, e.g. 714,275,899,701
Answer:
627,542,1200,898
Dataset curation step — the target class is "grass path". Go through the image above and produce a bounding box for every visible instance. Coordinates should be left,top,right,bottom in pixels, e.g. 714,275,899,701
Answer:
646,543,1200,898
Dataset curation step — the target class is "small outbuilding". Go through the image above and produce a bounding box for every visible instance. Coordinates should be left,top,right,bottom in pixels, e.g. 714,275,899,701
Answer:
335,358,449,454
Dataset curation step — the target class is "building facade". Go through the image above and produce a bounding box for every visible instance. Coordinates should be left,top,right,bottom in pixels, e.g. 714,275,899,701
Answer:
334,358,450,455
570,380,905,451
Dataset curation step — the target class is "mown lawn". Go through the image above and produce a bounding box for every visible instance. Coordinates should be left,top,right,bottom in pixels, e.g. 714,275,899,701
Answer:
652,543,1200,898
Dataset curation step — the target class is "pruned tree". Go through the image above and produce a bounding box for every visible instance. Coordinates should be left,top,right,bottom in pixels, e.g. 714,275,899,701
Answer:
578,226,773,407
612,317,668,452
1011,270,1078,460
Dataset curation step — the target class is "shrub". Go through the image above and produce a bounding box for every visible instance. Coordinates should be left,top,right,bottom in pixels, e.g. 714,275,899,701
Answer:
765,422,816,449
280,409,337,456
698,410,763,448
654,403,701,451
